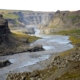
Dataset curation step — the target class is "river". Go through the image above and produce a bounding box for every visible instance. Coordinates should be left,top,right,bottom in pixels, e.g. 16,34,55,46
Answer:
0,26,73,80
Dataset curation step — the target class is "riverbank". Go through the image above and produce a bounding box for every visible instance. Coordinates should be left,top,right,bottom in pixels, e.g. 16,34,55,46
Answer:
0,30,41,56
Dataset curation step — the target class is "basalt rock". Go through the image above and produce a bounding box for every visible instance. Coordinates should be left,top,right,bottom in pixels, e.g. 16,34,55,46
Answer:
27,45,45,52
0,14,10,44
25,28,35,34
0,60,11,68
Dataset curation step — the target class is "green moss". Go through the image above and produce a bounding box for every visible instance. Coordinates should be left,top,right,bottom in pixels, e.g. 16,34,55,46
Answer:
57,29,80,35
68,15,80,19
3,13,19,19
67,15,80,24
11,33,39,43
57,29,80,45
28,36,39,43
69,36,80,45
56,72,80,80
58,30,80,45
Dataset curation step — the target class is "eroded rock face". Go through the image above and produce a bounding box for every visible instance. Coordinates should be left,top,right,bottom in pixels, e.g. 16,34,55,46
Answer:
0,14,10,44
17,12,54,26
41,10,80,34
0,15,10,34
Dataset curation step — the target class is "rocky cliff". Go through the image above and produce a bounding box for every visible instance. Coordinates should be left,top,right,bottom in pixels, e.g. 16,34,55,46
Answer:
15,11,53,26
43,10,80,34
0,10,80,33
0,14,18,55
0,14,42,55
0,14,10,44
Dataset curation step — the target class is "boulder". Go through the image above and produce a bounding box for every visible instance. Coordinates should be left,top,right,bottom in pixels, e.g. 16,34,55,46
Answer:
26,28,35,34
0,60,11,68
27,45,45,52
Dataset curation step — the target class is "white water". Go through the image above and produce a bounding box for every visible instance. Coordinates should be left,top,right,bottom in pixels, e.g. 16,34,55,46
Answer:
0,26,73,77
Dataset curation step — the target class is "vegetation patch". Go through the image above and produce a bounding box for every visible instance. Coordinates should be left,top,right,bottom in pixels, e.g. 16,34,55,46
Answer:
57,29,80,35
39,65,57,79
69,36,80,45
56,61,80,80
3,13,19,19
56,72,80,80
11,31,39,43
57,29,80,57
68,15,80,19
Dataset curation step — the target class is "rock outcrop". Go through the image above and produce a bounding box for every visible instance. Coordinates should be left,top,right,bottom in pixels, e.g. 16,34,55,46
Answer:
0,60,11,68
0,14,17,55
0,14,44,55
27,45,44,52
25,27,35,34
0,14,10,44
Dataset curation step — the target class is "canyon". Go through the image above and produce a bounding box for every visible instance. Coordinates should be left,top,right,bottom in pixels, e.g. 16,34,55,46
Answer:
1,10,80,34
0,10,80,80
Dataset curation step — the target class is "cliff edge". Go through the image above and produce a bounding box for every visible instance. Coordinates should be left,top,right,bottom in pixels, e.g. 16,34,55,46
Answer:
0,14,41,56
0,14,10,44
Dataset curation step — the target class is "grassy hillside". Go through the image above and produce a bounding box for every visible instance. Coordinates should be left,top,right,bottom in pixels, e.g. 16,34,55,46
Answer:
0,10,19,19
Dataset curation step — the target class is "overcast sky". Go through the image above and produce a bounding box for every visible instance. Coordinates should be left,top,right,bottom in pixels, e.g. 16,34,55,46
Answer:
0,0,80,12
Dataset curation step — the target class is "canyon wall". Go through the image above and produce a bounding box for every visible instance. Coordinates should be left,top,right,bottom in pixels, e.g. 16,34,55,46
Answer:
43,10,80,34
0,10,80,34
0,10,54,28
15,11,54,26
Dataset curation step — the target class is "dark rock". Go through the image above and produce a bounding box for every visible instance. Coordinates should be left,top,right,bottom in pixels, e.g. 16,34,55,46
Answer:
27,45,45,52
56,10,60,14
0,14,10,44
0,14,10,34
26,28,35,34
0,60,11,68
7,19,16,24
